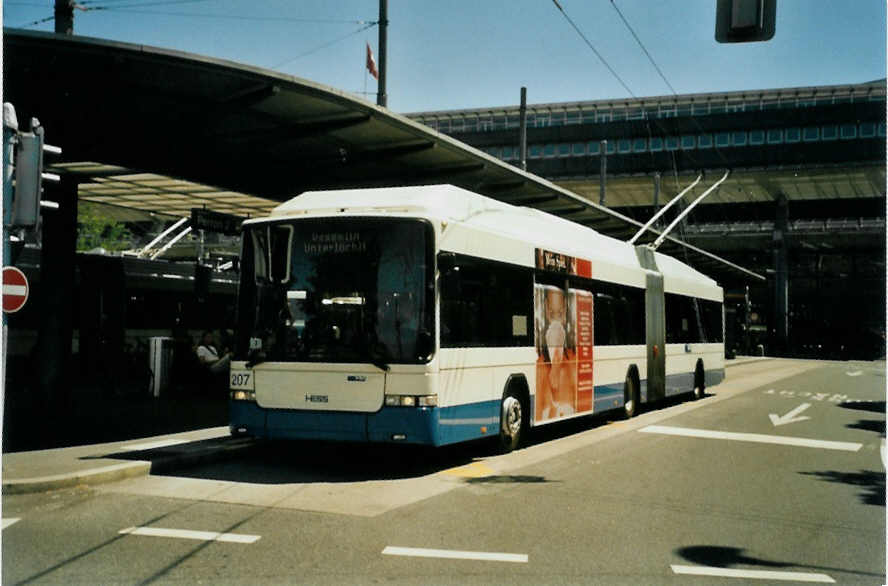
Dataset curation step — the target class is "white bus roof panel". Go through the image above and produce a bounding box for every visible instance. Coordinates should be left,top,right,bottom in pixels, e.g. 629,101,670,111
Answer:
263,184,721,298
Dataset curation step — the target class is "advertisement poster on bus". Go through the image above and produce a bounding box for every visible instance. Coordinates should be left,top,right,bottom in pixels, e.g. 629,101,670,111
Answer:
534,249,595,423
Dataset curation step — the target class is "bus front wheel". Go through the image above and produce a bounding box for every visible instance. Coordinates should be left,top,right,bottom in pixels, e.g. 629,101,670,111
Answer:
499,394,525,453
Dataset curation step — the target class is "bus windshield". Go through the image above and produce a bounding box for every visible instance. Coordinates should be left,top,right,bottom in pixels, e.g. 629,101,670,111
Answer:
236,217,434,367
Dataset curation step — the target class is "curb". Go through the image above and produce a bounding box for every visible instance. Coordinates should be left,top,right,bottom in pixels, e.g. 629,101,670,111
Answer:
2,437,256,495
3,461,151,495
725,357,775,368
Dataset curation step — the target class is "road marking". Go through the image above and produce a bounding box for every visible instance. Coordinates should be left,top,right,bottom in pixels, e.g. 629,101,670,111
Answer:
382,546,528,563
2,518,20,530
441,461,495,478
845,370,863,377
769,403,812,427
640,426,862,452
122,439,188,452
881,439,886,470
119,526,260,544
671,565,834,582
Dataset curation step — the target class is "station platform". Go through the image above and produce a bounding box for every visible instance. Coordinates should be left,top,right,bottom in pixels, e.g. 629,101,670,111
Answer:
2,356,774,495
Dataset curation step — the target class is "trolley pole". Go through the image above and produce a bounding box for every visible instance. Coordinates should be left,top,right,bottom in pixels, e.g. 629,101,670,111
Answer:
377,0,388,108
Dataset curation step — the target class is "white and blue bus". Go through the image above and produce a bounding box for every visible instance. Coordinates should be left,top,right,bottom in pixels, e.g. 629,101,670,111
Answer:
229,184,724,451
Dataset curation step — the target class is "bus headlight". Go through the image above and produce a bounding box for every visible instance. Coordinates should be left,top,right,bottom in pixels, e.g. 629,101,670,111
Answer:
231,390,256,402
384,395,436,408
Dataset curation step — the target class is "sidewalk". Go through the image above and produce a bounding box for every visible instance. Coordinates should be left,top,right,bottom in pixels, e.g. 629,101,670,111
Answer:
2,379,251,494
3,426,255,494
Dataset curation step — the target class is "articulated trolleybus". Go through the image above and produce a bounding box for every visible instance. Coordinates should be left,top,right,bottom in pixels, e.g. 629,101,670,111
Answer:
229,184,724,451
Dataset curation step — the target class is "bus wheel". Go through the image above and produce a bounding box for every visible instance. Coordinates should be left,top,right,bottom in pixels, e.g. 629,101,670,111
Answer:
623,371,640,419
693,361,705,400
499,394,524,453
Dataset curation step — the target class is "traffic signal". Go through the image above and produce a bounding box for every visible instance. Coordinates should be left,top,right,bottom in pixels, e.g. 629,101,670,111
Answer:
715,0,776,43
11,117,61,228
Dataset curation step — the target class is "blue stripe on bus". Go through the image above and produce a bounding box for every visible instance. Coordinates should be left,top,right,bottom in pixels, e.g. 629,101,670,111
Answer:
230,367,726,445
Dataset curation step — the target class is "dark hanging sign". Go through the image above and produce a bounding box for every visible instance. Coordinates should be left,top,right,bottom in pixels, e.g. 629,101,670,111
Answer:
190,208,245,236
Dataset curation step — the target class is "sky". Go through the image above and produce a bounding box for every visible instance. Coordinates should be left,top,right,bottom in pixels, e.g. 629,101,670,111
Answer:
3,0,886,113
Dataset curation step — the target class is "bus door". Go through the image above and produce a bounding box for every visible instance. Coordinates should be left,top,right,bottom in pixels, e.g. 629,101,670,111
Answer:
645,272,666,401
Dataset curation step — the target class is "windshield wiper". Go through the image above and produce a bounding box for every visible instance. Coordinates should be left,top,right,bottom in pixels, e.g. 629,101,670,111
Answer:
365,341,391,372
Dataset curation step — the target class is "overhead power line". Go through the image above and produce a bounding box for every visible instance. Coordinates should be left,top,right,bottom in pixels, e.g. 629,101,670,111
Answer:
272,22,377,70
16,14,55,28
551,0,636,98
79,7,374,24
609,0,677,96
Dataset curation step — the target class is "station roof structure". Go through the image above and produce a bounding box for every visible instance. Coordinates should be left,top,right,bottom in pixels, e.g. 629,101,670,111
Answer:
4,29,765,280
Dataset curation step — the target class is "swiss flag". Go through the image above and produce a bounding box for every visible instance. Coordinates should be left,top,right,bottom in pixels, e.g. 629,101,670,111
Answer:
366,42,379,80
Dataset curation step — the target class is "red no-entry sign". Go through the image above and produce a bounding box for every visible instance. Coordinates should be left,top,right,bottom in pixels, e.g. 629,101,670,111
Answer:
2,267,29,313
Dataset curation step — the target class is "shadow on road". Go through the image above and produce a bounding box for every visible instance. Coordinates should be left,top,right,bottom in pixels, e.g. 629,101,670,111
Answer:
675,545,886,580
838,400,885,413
148,439,487,483
676,545,788,568
799,469,886,507
465,475,554,484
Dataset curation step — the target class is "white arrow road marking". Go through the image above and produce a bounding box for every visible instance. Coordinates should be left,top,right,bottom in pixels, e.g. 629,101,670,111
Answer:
845,370,863,377
769,403,812,427
881,439,886,470
382,546,528,563
119,526,260,544
671,565,834,583
640,426,862,452
2,518,20,530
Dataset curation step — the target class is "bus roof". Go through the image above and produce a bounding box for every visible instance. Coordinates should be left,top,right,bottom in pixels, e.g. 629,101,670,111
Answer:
262,184,721,298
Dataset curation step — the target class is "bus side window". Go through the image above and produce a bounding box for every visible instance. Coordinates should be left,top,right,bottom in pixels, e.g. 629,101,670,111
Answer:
440,253,532,348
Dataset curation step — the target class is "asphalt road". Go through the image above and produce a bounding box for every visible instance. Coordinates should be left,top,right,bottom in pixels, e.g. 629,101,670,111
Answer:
3,359,885,585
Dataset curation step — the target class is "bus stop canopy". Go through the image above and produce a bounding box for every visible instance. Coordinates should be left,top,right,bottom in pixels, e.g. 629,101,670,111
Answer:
4,29,762,281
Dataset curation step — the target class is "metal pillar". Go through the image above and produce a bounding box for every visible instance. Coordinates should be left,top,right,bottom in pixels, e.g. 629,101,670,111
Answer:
599,140,607,206
773,193,789,355
519,87,527,171
377,0,388,108
54,0,75,35
34,175,77,413
653,172,661,209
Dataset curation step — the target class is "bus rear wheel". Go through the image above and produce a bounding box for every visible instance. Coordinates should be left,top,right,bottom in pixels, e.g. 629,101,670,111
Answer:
499,394,525,453
623,371,640,419
693,361,705,400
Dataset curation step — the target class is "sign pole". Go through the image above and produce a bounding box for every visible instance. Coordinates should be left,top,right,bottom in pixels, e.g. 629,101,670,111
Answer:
2,105,20,451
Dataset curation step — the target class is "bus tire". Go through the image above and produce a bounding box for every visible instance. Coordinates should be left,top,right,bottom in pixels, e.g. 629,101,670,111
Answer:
623,368,640,419
498,392,526,453
693,360,705,400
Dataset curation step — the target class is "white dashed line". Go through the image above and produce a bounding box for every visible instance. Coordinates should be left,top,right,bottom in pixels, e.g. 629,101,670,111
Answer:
382,546,528,563
2,518,21,530
671,565,834,582
640,425,862,452
119,526,260,544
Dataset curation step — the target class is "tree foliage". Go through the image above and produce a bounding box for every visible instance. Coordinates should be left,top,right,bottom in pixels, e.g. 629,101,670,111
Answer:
76,203,132,252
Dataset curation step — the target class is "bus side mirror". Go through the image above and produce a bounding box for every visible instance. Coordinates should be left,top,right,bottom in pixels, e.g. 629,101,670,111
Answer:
416,330,434,362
